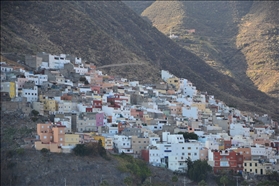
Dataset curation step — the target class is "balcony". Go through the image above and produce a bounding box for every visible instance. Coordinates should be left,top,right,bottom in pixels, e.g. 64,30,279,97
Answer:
220,161,229,167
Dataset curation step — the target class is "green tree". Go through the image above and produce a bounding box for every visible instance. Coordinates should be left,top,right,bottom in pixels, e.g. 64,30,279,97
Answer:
31,109,39,116
98,139,106,156
119,153,151,184
267,171,279,182
41,148,49,156
198,180,207,186
73,144,87,156
172,176,178,186
220,175,229,186
178,132,198,140
186,158,211,182
84,80,89,85
79,76,86,81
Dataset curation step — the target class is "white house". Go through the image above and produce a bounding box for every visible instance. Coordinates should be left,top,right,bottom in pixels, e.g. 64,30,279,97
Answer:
149,132,203,171
54,115,72,133
161,70,174,81
49,54,70,69
230,123,250,137
22,85,38,102
26,74,48,86
57,100,74,113
0,63,13,72
180,79,197,98
182,106,198,120
74,57,82,64
251,144,274,158
113,135,133,154
74,64,88,75
129,81,140,87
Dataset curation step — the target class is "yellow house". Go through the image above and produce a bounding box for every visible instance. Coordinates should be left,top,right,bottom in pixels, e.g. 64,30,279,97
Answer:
143,114,152,124
243,160,273,175
166,77,180,91
93,95,102,100
0,82,16,98
9,82,16,98
39,95,56,111
93,135,105,147
192,102,206,111
156,89,167,95
65,134,80,146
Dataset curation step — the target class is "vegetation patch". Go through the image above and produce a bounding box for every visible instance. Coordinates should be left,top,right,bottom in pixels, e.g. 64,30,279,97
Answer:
114,152,151,184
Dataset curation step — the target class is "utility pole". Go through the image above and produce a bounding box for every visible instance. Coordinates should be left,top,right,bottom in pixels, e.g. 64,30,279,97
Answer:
150,176,151,184
64,178,66,186
183,176,186,186
233,175,240,186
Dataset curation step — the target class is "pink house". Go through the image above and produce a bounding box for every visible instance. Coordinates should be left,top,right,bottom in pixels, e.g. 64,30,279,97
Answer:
96,112,105,127
17,77,28,89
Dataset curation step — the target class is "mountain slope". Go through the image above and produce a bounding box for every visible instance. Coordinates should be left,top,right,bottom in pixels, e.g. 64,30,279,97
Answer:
1,1,278,119
236,1,279,97
140,1,279,99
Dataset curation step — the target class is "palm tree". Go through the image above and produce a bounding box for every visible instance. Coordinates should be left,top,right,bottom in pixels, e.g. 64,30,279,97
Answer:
220,175,229,186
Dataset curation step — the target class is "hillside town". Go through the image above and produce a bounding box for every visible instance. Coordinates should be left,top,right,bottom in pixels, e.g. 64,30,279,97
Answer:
1,52,279,180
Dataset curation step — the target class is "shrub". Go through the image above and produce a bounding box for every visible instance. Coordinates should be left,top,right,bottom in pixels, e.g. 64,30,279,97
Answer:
31,109,39,116
41,148,49,153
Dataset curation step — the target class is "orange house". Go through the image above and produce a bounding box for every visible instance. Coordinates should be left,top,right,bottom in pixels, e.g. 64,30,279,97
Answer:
35,123,65,153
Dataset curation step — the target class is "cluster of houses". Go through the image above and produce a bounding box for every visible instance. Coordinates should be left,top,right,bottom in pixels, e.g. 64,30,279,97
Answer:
1,52,279,176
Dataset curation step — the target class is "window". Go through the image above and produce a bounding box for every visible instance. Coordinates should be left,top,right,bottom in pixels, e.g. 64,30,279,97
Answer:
60,138,63,141
244,163,247,166
188,153,191,156
182,147,184,149
44,136,47,139
188,147,191,150
250,163,252,166
255,163,257,167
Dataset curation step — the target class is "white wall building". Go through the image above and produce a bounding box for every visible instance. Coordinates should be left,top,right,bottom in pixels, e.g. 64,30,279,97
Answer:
49,54,70,69
149,132,203,171
180,79,197,97
230,123,250,137
0,64,13,72
26,74,48,86
182,106,198,120
161,70,173,82
22,85,38,102
74,64,88,75
113,135,133,153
